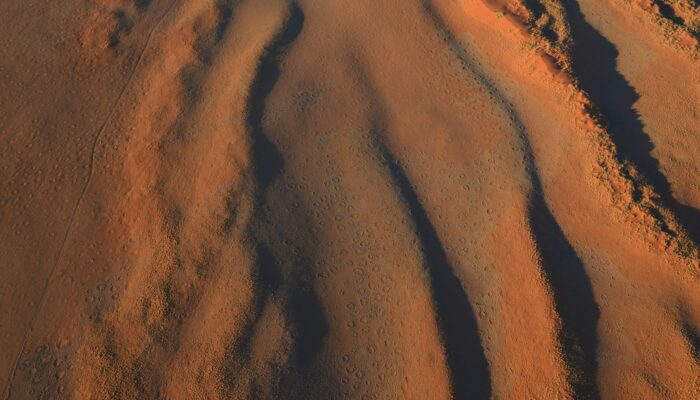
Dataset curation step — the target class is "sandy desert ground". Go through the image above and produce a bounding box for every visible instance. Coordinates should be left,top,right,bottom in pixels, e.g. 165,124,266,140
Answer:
1,0,699,398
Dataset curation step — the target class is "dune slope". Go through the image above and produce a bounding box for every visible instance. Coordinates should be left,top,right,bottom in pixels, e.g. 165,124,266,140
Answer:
1,0,699,399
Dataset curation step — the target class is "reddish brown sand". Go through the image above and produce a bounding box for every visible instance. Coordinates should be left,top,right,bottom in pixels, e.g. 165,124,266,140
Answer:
1,0,699,399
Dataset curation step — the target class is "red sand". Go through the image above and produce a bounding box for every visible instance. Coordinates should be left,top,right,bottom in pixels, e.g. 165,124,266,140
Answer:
1,0,699,398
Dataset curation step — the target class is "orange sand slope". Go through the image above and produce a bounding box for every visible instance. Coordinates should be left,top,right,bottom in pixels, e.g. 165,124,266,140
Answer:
1,0,699,398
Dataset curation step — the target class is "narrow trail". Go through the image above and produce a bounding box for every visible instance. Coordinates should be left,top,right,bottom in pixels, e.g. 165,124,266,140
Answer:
0,1,179,397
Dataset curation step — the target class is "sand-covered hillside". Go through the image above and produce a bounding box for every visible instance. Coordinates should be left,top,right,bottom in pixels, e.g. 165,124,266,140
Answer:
1,0,699,398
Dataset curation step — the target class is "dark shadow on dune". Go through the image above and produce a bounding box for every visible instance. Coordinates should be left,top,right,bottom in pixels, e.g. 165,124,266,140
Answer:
244,0,329,378
653,1,685,25
246,3,304,188
254,214,328,373
246,2,304,125
422,3,602,393
252,134,285,188
682,320,700,363
229,22,331,381
562,0,700,244
670,203,700,246
250,245,328,372
256,244,283,294
375,139,491,400
135,0,151,12
215,1,234,41
530,194,601,399
563,0,656,185
107,10,133,49
520,0,559,42
220,244,279,392
289,287,329,368
193,1,234,64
